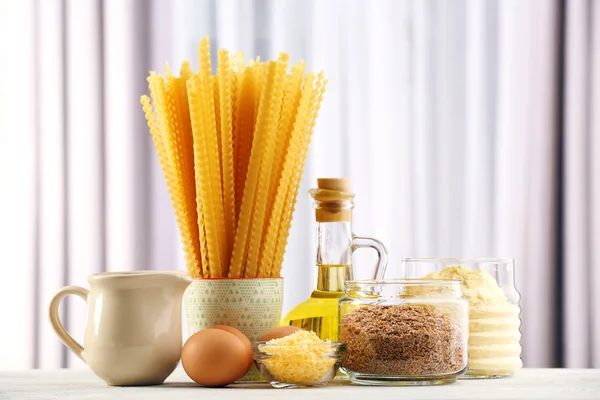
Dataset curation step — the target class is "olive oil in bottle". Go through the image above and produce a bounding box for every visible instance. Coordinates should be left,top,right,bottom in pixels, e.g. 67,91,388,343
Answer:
281,178,387,341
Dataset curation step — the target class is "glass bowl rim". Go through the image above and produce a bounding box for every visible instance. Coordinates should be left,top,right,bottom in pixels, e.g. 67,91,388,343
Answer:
252,341,346,350
253,342,347,361
402,257,514,263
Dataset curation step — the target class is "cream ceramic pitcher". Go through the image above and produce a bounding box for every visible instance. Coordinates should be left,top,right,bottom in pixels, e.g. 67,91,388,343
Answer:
49,271,192,386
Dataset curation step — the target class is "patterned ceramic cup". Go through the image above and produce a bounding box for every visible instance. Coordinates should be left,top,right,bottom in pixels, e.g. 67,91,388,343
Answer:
184,278,284,381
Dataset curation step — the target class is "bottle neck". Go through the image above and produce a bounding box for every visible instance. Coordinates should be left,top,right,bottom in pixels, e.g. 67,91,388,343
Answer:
315,221,353,293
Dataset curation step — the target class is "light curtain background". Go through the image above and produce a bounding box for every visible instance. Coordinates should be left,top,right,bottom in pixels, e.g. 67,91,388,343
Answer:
0,0,598,370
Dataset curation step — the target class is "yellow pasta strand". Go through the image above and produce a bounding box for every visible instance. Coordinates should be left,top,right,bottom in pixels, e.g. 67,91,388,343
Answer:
143,37,327,279
232,65,257,231
188,72,223,278
198,38,227,277
258,63,306,277
212,75,223,182
272,73,326,276
169,71,204,277
270,74,316,275
227,65,259,278
253,61,266,121
218,50,236,276
165,68,203,278
273,74,327,277
235,52,245,72
243,55,289,278
188,72,211,278
212,73,227,274
141,95,201,277
197,205,210,278
273,62,306,178
232,52,245,221
149,73,176,165
228,69,263,278
230,58,287,278
164,70,196,202
150,73,201,277
142,83,202,278
266,63,306,223
180,59,193,80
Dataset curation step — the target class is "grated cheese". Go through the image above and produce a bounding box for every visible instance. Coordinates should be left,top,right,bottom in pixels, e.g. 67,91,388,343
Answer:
258,331,336,384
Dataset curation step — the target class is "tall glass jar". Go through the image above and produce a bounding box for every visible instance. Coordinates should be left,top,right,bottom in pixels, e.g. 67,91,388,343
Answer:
339,280,468,386
401,258,522,379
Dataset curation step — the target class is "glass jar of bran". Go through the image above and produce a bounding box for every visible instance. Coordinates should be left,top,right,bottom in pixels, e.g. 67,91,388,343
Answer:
400,258,522,379
339,280,468,386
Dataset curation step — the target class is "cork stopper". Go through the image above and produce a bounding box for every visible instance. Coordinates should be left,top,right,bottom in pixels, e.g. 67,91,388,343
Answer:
310,177,354,222
317,178,350,192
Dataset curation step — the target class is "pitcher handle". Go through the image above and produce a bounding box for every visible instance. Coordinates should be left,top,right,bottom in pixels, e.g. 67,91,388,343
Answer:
352,235,388,280
49,286,89,363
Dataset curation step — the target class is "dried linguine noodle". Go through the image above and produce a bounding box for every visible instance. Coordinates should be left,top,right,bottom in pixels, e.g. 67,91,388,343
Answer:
141,37,326,279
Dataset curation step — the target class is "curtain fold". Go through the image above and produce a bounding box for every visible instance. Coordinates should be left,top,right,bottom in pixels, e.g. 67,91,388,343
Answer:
496,0,560,368
64,0,106,368
563,0,600,368
0,0,37,369
464,0,496,256
37,0,67,369
1,0,598,369
364,0,412,278
591,1,600,368
103,0,153,276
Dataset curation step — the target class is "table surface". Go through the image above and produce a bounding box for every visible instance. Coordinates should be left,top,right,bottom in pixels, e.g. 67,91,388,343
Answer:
1,368,599,400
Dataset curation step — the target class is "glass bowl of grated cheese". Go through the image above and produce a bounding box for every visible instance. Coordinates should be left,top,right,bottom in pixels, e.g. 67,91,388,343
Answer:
253,330,346,388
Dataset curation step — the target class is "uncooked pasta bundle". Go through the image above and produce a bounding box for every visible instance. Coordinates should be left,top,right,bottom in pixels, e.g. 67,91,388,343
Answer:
141,37,326,279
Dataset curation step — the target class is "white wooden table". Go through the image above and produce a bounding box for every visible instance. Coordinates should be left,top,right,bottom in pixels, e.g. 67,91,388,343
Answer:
1,368,599,400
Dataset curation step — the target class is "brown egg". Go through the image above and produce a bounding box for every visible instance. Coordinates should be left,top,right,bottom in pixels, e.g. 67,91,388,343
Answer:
259,326,304,342
209,325,253,369
181,329,250,387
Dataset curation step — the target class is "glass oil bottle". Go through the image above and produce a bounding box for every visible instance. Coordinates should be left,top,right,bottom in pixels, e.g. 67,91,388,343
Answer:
281,178,388,341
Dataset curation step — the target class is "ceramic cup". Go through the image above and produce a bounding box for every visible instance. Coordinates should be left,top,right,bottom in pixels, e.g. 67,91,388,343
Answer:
184,278,284,381
49,271,192,386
